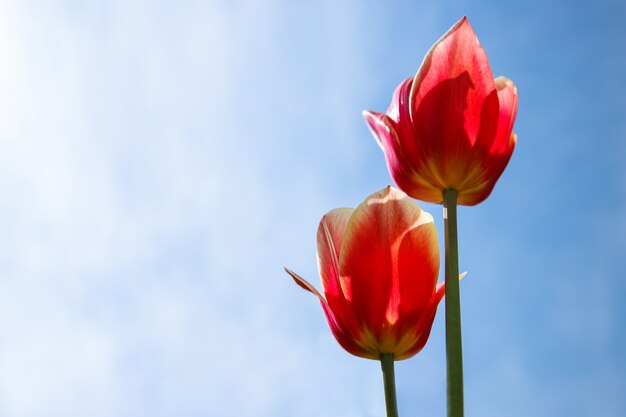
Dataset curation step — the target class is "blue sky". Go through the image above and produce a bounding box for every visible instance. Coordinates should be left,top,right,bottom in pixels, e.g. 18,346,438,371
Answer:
0,1,624,416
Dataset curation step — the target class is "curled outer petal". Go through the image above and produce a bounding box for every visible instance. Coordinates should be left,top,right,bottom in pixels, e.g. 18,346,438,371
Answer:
363,79,445,205
285,268,373,358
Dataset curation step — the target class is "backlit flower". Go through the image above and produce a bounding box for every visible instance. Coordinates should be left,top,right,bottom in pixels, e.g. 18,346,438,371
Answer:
286,186,442,360
363,17,518,205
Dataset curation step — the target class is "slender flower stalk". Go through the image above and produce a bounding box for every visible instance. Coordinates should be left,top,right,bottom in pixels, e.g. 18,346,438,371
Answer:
380,354,399,417
443,189,463,416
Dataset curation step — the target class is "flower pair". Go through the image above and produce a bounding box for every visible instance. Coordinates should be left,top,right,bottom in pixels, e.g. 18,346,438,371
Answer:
289,17,517,360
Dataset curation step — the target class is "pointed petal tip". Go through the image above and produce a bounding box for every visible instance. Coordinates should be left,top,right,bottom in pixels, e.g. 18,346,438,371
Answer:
285,267,324,298
382,184,395,196
362,110,392,151
363,185,409,207
495,76,518,96
284,266,299,278
451,15,475,36
435,281,445,296
362,109,375,118
435,272,468,298
284,266,305,287
362,110,386,128
418,209,434,226
495,75,515,86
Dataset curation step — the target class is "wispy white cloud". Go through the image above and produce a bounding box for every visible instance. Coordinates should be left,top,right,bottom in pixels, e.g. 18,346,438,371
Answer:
0,1,397,416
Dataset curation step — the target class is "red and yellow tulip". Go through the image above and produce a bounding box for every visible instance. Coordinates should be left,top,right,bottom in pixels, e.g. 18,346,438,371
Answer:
286,186,442,360
363,17,518,206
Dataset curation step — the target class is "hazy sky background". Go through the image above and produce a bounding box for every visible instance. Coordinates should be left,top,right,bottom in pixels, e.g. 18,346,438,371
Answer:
0,1,625,416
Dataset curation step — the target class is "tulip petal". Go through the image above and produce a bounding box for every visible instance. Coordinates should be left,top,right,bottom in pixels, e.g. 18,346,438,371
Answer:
385,78,449,196
410,17,496,188
364,77,446,202
363,110,421,187
317,209,380,354
492,77,518,154
285,266,324,298
317,208,353,302
386,77,417,144
457,77,518,205
362,110,398,164
363,109,443,204
397,274,465,359
396,303,439,360
338,186,439,351
285,268,375,359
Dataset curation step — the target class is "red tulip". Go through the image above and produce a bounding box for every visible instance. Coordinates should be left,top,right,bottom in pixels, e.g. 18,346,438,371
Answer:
363,17,518,206
286,186,442,360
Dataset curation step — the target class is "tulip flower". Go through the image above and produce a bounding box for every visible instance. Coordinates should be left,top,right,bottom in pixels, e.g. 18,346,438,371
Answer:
363,17,518,206
286,186,442,416
286,186,441,360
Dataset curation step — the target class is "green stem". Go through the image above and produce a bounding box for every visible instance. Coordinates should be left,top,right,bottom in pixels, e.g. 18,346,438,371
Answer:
380,353,399,417
443,189,464,417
